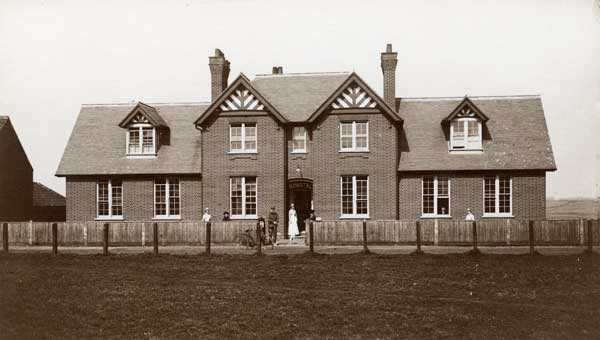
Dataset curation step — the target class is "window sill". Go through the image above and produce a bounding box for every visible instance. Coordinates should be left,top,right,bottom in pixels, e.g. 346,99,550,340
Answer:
152,216,182,221
339,149,370,153
482,214,513,218
291,151,307,154
231,216,258,220
448,149,483,154
126,154,157,159
95,217,124,221
420,215,452,219
228,151,257,155
339,215,370,220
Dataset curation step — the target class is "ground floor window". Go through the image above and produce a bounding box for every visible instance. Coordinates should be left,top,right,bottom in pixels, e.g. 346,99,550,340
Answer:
155,178,180,218
422,176,450,217
97,179,123,219
230,177,257,218
340,175,369,218
483,175,512,216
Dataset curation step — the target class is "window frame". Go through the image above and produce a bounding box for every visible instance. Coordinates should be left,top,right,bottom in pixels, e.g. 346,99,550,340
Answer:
339,121,369,152
96,179,124,220
449,118,482,151
126,123,156,156
229,123,258,153
229,177,258,219
339,175,369,219
421,176,451,218
153,178,181,220
482,175,513,217
291,127,307,153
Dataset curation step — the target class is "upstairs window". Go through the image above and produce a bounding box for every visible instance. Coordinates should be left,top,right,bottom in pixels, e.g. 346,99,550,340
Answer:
450,118,481,150
422,176,450,217
230,123,257,153
340,121,368,152
127,125,156,155
292,127,307,153
97,179,123,219
483,176,512,216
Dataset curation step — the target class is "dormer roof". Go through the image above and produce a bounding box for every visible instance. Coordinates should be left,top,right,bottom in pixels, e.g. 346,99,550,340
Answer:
442,96,489,125
119,102,168,128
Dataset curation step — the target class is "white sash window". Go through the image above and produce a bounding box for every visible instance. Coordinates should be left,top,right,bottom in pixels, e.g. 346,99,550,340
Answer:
450,118,482,150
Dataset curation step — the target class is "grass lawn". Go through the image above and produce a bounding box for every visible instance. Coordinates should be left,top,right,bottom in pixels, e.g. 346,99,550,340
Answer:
1,253,599,340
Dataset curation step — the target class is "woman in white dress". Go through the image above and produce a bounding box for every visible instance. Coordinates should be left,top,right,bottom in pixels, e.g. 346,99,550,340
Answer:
288,203,299,244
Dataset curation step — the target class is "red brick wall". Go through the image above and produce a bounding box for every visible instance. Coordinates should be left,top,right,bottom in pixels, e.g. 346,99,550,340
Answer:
0,119,33,221
201,113,285,222
65,176,202,221
398,171,546,220
309,112,399,220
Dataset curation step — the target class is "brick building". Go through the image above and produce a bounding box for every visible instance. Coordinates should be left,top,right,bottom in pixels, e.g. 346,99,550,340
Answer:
56,45,556,233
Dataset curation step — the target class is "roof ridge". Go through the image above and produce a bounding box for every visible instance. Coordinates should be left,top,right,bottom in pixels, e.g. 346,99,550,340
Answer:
82,102,211,107
254,71,351,78
399,95,541,101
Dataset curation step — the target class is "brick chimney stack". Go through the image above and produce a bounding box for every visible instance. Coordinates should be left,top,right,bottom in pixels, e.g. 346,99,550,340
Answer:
380,43,398,110
209,49,230,102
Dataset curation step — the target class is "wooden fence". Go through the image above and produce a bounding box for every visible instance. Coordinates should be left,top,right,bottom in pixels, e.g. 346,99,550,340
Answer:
308,219,600,246
0,219,598,247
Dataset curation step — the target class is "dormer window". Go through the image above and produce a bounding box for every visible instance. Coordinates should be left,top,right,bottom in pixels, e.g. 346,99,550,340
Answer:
442,97,488,152
127,124,155,155
450,118,481,150
118,102,168,158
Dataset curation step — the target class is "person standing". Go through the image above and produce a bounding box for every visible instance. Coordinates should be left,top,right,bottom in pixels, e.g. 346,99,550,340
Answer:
465,208,475,221
202,208,212,223
267,206,279,244
288,203,299,244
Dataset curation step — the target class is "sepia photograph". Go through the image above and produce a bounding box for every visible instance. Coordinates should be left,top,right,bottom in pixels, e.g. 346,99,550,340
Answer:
1,0,599,339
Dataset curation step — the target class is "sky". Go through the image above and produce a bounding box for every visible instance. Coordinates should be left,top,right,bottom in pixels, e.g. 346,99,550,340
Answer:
1,0,599,198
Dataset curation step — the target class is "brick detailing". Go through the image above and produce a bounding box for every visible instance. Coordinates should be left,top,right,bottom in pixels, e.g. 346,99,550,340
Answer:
201,114,285,223
0,118,33,221
398,171,546,220
65,176,202,222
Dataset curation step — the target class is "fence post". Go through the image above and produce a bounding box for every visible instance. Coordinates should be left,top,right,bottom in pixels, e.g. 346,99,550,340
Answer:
103,223,109,255
29,220,33,245
416,220,423,254
587,219,594,253
205,222,211,255
52,223,58,256
256,221,262,255
528,220,535,255
472,221,478,251
362,219,369,254
309,220,314,254
153,222,159,256
2,223,8,253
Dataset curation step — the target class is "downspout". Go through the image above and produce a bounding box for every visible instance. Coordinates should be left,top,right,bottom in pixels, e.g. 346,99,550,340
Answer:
195,124,204,219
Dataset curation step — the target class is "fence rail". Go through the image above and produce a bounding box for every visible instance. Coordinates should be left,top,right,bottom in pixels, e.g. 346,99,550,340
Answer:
0,219,598,248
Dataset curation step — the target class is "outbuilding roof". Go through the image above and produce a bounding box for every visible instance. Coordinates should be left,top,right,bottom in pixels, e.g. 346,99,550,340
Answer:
397,96,556,172
33,182,66,207
56,103,207,176
0,116,8,130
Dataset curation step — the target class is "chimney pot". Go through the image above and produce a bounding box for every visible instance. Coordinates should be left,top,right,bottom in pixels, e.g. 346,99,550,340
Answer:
271,66,284,75
386,44,393,53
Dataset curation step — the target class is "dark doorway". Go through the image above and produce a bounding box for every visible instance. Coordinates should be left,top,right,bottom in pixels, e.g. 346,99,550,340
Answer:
287,179,313,234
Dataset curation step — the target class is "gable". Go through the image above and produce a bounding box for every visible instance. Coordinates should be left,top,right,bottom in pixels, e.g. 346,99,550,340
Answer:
442,97,489,124
330,82,378,109
308,72,402,124
119,102,168,128
195,73,287,126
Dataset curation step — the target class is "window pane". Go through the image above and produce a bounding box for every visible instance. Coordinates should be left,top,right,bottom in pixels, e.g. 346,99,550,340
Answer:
422,177,434,214
128,129,140,154
499,176,511,213
355,137,367,149
437,178,448,197
98,180,109,216
355,122,368,136
451,120,465,149
230,125,242,138
356,176,368,215
142,128,154,154
245,177,257,216
340,123,352,136
230,141,242,151
341,137,353,149
484,177,496,214
244,141,256,151
292,127,306,152
341,176,353,215
169,179,180,216
231,177,243,216
467,121,479,137
244,124,256,138
155,180,167,216
111,180,123,216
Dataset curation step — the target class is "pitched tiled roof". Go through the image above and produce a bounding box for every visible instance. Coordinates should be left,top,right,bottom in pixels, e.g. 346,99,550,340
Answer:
33,182,66,207
56,103,207,176
397,96,556,172
251,72,351,122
